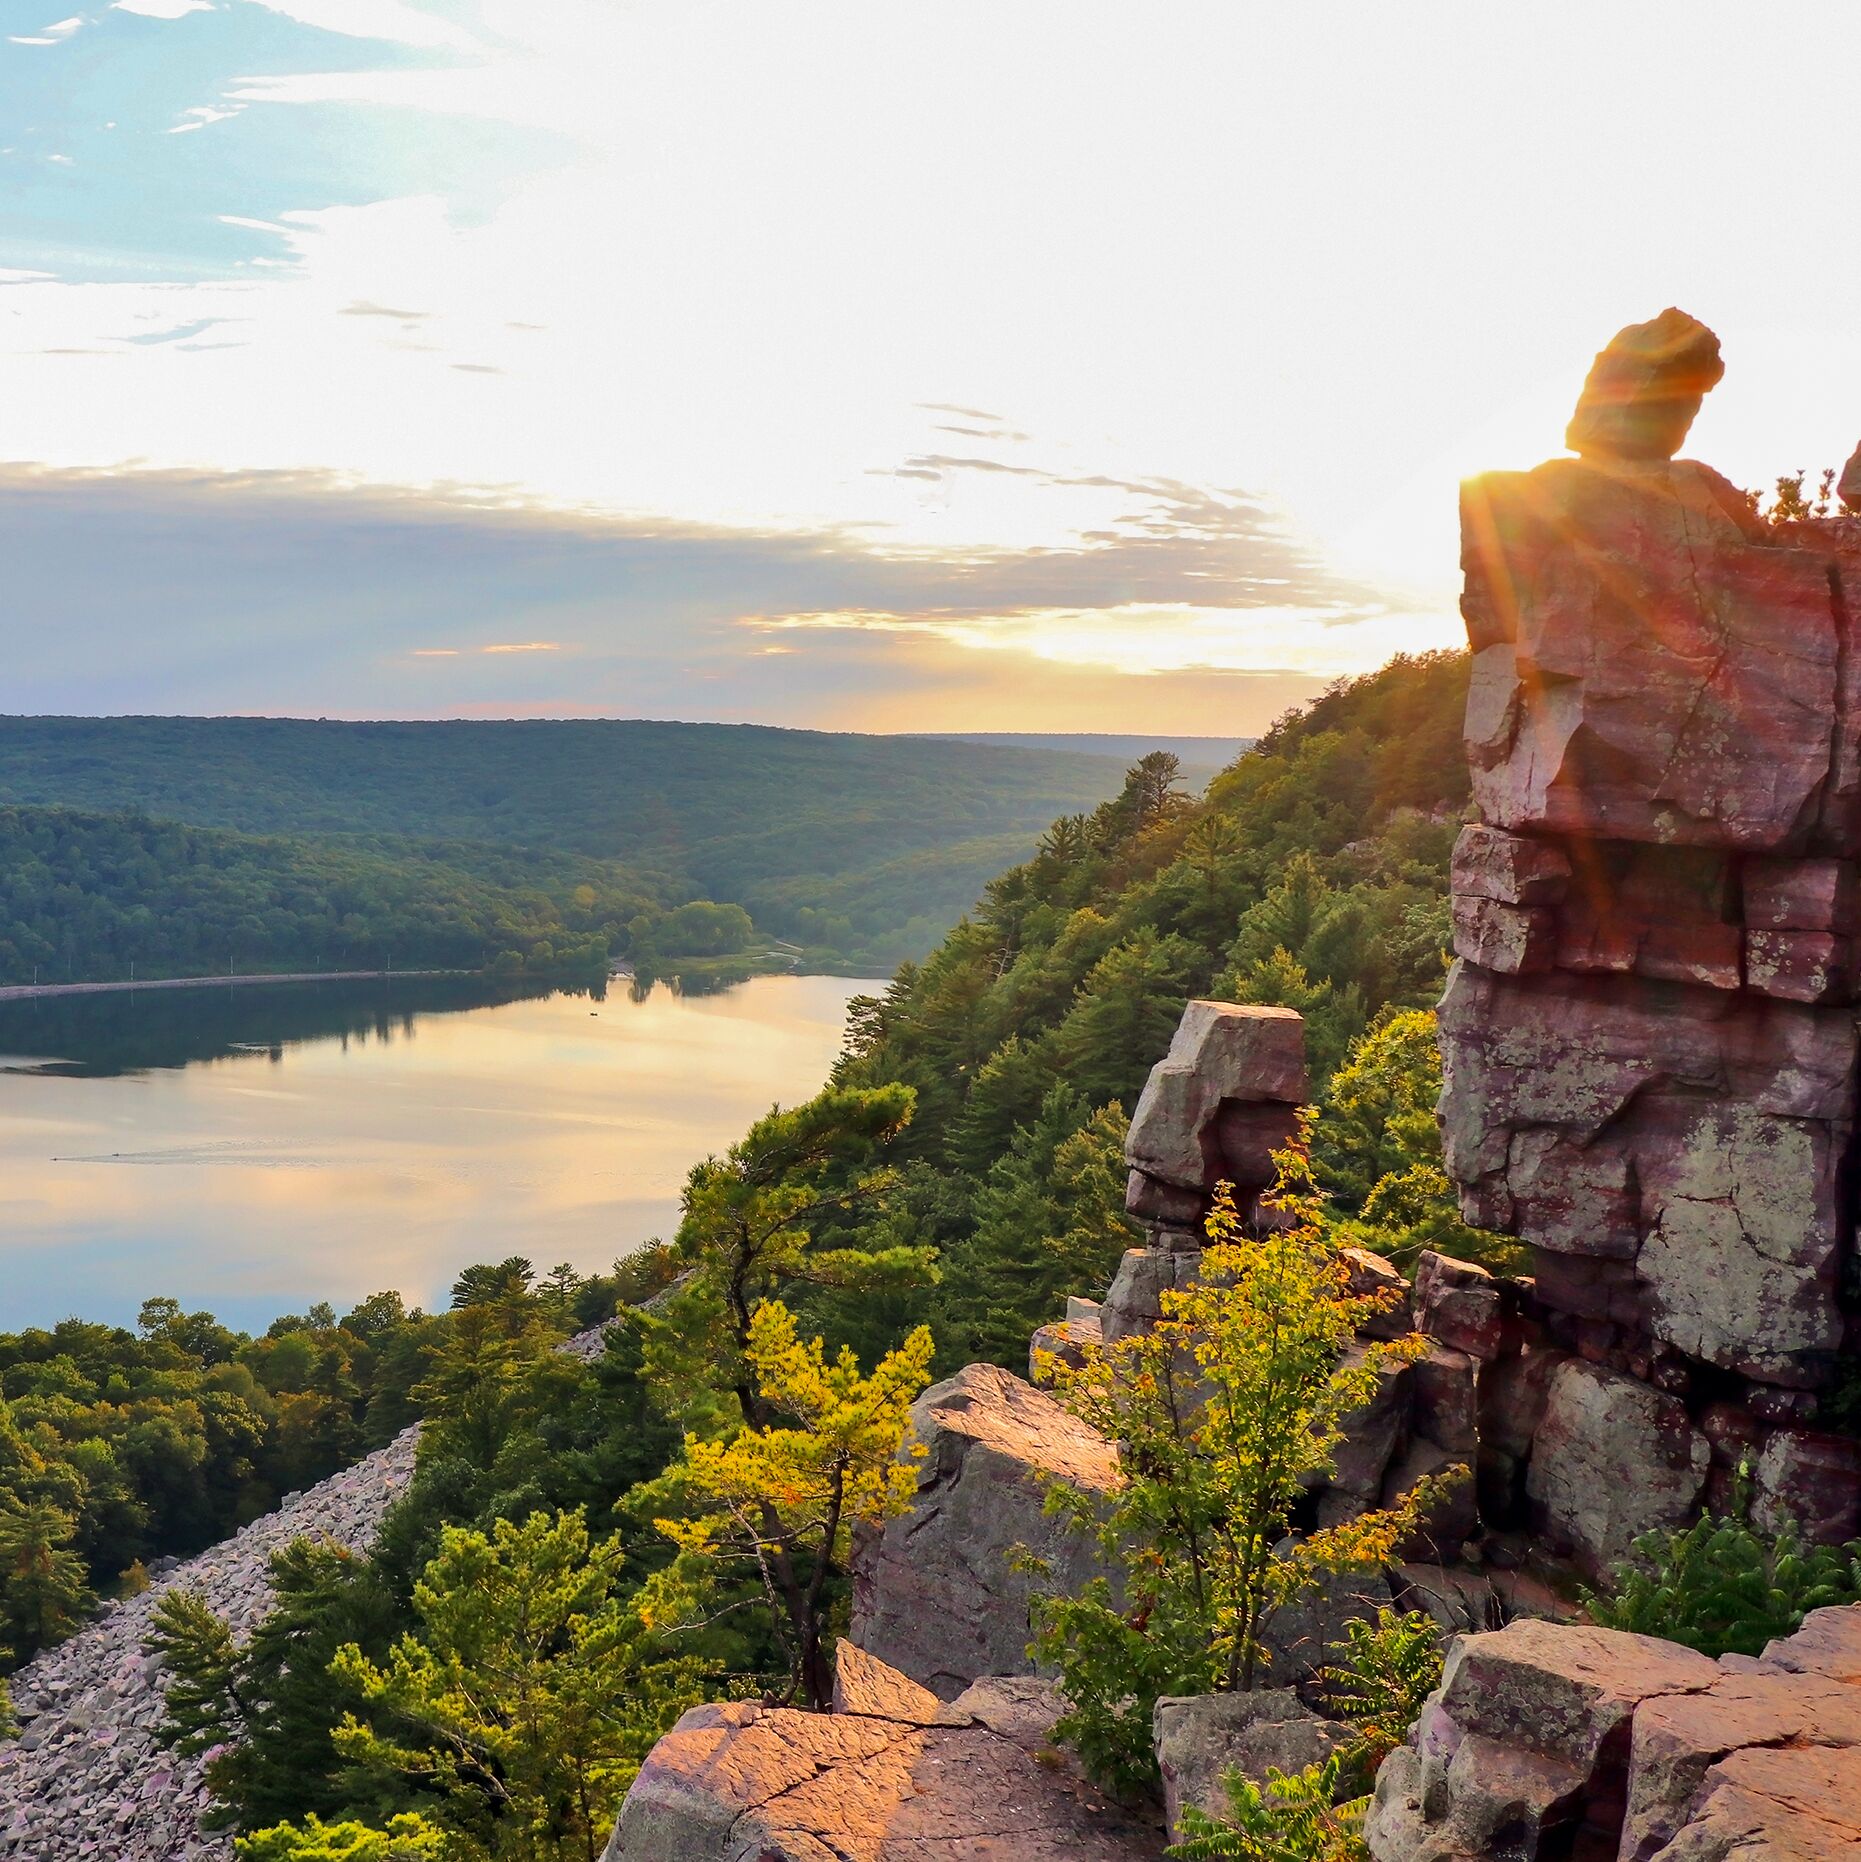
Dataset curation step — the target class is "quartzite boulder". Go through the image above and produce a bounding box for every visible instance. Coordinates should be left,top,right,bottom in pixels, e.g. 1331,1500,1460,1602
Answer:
1152,1691,1348,1840
1365,1619,1720,1862
1460,457,1842,852
1842,439,1861,515
1368,1607,1861,1862
1123,1000,1305,1233
1564,307,1725,461
850,1363,1118,1697
1524,1360,1708,1578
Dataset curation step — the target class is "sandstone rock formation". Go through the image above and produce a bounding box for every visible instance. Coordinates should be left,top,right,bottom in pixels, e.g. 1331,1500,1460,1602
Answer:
1843,439,1861,516
604,1651,1164,1860
0,1426,420,1861
1366,1606,1861,1861
849,1361,1118,1697
1440,313,1861,1564
1564,307,1725,462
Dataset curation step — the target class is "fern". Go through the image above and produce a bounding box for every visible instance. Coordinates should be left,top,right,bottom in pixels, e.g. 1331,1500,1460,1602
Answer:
1166,1755,1367,1861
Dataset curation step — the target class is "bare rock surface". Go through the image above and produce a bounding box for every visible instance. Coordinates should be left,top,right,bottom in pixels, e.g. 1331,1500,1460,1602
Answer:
604,1675,1165,1861
1153,1689,1347,1840
850,1363,1118,1698
1367,1607,1861,1862
1564,307,1725,461
1525,1360,1708,1577
0,1425,420,1861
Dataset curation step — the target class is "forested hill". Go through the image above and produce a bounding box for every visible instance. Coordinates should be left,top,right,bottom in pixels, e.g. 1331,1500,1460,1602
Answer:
812,649,1473,1368
0,717,1135,967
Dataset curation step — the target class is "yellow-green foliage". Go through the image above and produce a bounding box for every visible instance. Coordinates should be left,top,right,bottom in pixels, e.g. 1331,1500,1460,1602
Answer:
235,1815,447,1861
648,1301,934,1709
1032,1176,1441,1794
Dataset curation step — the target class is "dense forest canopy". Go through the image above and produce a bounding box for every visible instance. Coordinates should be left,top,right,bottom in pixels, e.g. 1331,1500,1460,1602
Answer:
0,718,1142,969
0,652,1506,1856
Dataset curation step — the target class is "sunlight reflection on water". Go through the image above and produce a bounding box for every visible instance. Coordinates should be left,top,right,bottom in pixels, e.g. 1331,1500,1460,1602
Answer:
0,974,872,1330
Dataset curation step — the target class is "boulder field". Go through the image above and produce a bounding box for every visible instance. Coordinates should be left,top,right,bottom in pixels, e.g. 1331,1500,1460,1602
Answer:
0,1427,419,1860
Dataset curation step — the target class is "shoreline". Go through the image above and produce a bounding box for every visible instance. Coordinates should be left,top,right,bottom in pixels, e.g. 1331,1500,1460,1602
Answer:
0,968,458,1004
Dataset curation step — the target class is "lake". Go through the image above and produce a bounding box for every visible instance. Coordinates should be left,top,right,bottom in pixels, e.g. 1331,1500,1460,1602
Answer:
0,972,875,1332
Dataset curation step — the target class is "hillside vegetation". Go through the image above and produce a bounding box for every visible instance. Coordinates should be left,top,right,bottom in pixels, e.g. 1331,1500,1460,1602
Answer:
0,806,663,984
0,718,1136,970
0,653,1487,1855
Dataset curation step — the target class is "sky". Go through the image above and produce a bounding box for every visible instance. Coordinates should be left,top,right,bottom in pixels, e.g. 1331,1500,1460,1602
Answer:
4,3,1860,732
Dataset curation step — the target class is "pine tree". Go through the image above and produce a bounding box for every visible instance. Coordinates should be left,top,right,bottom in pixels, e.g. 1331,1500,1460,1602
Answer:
0,1497,93,1656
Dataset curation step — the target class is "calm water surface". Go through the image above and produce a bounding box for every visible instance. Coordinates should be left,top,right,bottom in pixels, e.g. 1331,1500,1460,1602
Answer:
0,973,872,1330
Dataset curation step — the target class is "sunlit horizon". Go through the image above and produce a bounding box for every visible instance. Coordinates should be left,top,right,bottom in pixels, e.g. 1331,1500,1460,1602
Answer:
5,1,1859,730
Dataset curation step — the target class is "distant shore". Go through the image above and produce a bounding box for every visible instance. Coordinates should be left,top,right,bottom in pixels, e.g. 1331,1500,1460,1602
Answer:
0,968,455,1004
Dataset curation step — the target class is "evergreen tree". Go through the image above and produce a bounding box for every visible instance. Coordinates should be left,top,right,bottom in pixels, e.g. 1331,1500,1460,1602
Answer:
331,1509,699,1862
0,1497,93,1656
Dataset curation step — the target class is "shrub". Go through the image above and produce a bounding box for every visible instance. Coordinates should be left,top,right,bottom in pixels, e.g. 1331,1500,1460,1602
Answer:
1587,1489,1861,1658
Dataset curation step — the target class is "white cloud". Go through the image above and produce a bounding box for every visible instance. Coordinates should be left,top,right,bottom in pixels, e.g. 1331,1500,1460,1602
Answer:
245,0,482,51
113,0,215,18
10,16,84,44
169,103,245,133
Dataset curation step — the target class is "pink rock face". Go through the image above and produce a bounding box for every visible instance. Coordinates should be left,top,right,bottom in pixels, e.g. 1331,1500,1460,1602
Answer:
1462,459,1849,853
1368,1606,1861,1862
1842,440,1861,515
1437,962,1851,1386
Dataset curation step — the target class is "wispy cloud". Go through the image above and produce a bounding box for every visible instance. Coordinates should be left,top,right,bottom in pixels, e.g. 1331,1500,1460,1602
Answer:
9,15,84,46
114,0,216,17
0,465,1447,729
169,103,244,134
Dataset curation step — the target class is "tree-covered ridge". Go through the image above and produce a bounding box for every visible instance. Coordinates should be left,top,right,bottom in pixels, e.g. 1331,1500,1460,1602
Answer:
817,650,1471,1365
0,717,1137,968
0,805,660,984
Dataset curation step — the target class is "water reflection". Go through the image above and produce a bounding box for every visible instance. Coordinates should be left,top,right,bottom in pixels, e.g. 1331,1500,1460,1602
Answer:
0,973,870,1332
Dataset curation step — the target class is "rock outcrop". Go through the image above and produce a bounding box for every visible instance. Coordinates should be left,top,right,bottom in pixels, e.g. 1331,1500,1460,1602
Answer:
1439,312,1861,1567
1366,1605,1861,1861
604,1650,1164,1860
850,1362,1118,1698
1564,307,1725,463
0,1426,420,1861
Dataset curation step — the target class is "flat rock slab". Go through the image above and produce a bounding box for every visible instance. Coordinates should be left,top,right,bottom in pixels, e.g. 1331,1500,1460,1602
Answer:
606,1696,1165,1861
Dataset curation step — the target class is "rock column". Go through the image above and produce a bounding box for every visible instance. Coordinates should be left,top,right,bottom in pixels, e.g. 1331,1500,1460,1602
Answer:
1438,310,1861,1559
1100,999,1307,1343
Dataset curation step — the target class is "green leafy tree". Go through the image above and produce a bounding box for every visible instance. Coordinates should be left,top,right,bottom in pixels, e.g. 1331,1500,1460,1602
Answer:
332,1508,700,1862
235,1814,446,1861
1319,1607,1442,1775
1032,1179,1435,1796
1168,1755,1366,1861
648,1302,934,1710
647,1083,923,1428
936,1090,1137,1368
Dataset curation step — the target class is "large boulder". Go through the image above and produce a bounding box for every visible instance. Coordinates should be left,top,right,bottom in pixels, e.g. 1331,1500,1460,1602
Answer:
1367,1607,1861,1862
1564,307,1724,461
1525,1360,1708,1578
1461,456,1842,852
850,1363,1118,1697
605,1665,1165,1861
1365,1619,1720,1862
1840,438,1861,515
1123,1000,1306,1233
1152,1690,1348,1841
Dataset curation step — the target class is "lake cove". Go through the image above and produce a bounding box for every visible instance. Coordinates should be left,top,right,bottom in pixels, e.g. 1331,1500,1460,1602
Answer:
0,972,873,1331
